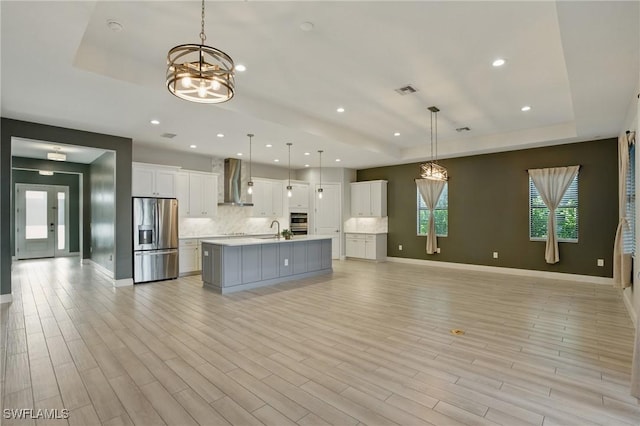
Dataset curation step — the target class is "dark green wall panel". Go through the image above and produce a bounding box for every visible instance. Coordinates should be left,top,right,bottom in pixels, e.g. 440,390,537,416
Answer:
357,138,618,277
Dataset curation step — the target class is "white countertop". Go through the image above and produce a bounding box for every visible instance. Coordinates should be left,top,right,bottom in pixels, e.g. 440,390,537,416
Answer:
200,235,333,246
179,233,273,240
344,231,388,235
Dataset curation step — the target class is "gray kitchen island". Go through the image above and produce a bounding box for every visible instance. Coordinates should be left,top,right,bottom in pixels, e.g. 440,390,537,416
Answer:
200,235,332,294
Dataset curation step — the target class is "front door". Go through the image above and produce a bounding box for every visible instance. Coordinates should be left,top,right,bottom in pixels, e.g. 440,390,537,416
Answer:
15,184,70,260
314,183,341,259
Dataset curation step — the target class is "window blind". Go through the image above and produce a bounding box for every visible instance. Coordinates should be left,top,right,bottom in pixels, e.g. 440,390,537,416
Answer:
529,175,578,242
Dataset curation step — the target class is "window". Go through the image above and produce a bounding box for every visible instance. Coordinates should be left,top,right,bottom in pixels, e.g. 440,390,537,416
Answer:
529,175,578,242
624,144,635,254
417,184,448,236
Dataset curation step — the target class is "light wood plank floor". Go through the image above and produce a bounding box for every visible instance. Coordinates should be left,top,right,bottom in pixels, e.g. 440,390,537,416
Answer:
1,258,638,425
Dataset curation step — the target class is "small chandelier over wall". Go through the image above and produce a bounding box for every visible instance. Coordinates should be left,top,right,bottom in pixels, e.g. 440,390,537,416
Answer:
166,0,235,104
420,106,448,181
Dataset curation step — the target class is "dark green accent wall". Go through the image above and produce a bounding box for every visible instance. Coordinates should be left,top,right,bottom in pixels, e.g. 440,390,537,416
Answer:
357,138,618,277
1,118,132,295
11,169,81,253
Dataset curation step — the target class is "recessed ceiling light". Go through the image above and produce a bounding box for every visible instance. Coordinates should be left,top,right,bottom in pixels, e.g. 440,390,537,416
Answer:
335,159,341,162
304,164,310,167
189,144,197,149
492,58,506,67
217,133,224,138
274,159,279,162
150,119,160,125
266,144,272,148
336,107,345,113
304,152,310,156
235,64,246,72
394,132,401,136
237,152,243,156
521,105,531,112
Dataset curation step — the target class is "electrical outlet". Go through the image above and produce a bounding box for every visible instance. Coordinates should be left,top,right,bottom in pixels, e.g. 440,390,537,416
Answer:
284,258,289,266
597,258,604,267
436,248,441,253
493,252,499,259
398,245,403,251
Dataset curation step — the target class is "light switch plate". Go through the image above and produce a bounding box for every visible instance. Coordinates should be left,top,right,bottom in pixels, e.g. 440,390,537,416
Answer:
398,245,403,251
493,252,499,259
597,258,604,267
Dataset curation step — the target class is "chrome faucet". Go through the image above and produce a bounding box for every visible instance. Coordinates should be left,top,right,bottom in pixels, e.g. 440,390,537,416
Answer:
270,220,281,239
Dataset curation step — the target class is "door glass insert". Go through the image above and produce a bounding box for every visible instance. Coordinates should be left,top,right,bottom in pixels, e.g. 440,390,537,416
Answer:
57,192,66,250
25,190,48,239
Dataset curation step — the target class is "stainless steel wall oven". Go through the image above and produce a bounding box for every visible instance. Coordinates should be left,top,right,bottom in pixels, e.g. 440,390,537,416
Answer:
289,212,308,235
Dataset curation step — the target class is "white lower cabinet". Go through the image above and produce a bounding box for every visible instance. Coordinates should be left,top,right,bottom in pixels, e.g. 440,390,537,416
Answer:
179,239,201,275
345,233,387,261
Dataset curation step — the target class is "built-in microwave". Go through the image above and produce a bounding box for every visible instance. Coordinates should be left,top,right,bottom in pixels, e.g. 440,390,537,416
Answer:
290,212,308,235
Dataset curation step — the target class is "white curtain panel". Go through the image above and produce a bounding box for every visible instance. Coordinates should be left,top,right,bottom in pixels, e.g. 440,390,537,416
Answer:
416,179,445,255
528,165,580,264
613,132,634,288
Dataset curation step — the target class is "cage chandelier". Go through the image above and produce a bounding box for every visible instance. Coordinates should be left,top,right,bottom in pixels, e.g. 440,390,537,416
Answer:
166,0,235,103
420,106,448,181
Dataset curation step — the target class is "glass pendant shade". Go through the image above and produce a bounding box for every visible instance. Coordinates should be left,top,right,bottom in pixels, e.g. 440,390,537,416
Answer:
166,0,235,104
247,134,254,194
317,150,324,198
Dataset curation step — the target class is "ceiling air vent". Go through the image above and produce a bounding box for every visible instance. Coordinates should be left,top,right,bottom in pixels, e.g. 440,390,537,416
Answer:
395,85,417,95
161,133,177,139
456,127,471,132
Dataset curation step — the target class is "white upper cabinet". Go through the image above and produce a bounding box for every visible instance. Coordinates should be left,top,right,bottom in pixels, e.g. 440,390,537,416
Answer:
251,179,284,217
132,163,179,197
288,183,310,210
350,180,387,217
175,170,218,218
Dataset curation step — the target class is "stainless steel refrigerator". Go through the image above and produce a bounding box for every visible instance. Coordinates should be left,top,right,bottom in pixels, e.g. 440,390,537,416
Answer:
132,197,179,284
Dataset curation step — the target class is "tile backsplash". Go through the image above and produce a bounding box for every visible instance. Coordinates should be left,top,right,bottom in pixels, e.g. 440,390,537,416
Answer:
179,206,288,237
343,217,388,233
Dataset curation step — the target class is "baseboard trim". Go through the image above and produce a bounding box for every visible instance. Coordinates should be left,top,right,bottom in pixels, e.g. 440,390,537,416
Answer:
386,257,613,285
114,278,134,287
86,260,114,279
0,294,13,304
622,288,637,329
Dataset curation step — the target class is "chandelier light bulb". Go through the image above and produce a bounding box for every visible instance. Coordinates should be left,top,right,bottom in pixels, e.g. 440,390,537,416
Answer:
198,81,207,98
181,76,191,88
211,80,221,90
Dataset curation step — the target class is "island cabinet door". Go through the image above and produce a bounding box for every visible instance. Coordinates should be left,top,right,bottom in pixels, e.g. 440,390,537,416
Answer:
307,241,322,272
292,241,307,275
321,239,332,269
223,246,242,286
261,244,279,280
279,243,293,277
242,246,261,284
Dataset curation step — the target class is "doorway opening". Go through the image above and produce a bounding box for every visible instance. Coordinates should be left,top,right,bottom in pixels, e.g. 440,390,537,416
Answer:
15,184,70,259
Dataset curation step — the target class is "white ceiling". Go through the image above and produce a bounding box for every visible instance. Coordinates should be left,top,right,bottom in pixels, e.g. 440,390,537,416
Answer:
2,1,638,170
11,138,107,164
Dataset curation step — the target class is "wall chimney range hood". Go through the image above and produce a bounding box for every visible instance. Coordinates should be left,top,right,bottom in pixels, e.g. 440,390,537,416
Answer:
218,158,253,206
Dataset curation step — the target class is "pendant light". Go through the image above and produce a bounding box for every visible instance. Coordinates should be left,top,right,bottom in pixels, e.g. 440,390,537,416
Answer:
419,106,448,181
166,0,235,103
317,150,324,199
247,134,254,195
286,143,293,198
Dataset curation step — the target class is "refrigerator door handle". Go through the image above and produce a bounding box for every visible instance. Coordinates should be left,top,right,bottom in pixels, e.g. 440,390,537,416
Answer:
135,250,177,256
